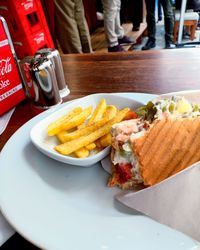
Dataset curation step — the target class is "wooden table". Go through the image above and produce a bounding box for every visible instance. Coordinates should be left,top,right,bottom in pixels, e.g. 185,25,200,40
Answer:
1,48,200,152
62,48,200,98
0,48,200,248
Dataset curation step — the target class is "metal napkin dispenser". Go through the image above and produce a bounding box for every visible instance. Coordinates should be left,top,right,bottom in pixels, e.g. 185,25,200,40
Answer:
35,48,70,98
31,57,62,110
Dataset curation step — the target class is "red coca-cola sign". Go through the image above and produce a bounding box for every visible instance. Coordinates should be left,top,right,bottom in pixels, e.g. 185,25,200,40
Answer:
0,17,25,115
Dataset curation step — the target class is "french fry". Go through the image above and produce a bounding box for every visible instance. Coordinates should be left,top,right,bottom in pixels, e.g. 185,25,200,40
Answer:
85,143,96,150
75,142,96,154
55,108,130,155
88,99,107,125
76,122,86,154
77,123,85,129
74,147,89,158
75,101,105,156
56,131,68,143
47,107,82,136
103,105,118,120
57,118,109,142
99,105,117,147
83,99,113,153
75,142,96,155
78,99,110,150
99,133,112,147
75,142,96,156
61,106,93,131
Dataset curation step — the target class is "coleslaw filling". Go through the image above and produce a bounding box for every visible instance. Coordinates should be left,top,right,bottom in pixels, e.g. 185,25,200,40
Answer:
137,96,200,122
111,119,149,184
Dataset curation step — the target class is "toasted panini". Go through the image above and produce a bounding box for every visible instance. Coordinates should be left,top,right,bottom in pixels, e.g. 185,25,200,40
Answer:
133,117,200,186
108,96,200,189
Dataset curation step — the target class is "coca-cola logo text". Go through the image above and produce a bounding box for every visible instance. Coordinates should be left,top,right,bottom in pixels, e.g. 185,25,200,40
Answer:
34,33,44,44
0,79,10,90
21,0,33,10
0,57,12,77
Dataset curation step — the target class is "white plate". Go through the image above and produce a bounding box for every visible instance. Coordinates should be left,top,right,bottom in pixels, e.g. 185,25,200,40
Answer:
0,93,198,250
30,93,143,167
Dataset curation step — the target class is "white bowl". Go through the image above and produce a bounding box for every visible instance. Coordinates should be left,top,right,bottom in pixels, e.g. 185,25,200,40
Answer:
30,93,143,167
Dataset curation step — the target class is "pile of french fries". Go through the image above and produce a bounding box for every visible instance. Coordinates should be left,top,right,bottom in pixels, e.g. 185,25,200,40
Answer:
47,99,130,158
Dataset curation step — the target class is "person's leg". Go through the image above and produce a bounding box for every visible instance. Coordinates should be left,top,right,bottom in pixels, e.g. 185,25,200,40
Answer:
102,0,119,47
114,0,134,45
132,0,143,30
114,0,124,39
114,0,133,45
146,0,156,40
158,0,162,21
142,0,156,50
102,0,128,51
54,0,82,53
74,0,93,53
160,0,175,47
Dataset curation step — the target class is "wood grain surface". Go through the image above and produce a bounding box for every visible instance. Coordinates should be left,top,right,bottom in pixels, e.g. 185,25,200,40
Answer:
1,48,200,151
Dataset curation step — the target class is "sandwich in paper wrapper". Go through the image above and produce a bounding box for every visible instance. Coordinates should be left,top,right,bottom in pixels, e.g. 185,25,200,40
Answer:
108,95,200,189
102,91,200,242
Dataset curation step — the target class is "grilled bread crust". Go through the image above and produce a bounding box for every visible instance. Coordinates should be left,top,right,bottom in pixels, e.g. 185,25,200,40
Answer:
132,117,200,186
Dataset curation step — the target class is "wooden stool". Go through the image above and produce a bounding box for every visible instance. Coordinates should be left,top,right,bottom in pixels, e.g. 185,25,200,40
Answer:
173,10,199,43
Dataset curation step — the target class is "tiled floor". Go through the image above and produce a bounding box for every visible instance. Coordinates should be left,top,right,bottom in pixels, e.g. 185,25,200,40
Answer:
133,21,200,50
133,21,167,50
91,22,147,53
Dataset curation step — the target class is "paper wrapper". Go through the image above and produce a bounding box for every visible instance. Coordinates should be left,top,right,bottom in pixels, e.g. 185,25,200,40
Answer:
116,162,200,242
101,89,200,242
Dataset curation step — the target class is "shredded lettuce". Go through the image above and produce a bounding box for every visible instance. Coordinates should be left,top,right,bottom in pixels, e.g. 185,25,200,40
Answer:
136,101,157,123
136,96,200,123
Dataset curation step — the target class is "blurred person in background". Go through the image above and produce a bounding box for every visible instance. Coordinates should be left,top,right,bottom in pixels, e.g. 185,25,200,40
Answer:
54,0,92,53
101,0,133,52
142,0,175,50
157,0,163,21
131,0,143,31
120,0,143,31
96,0,104,21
